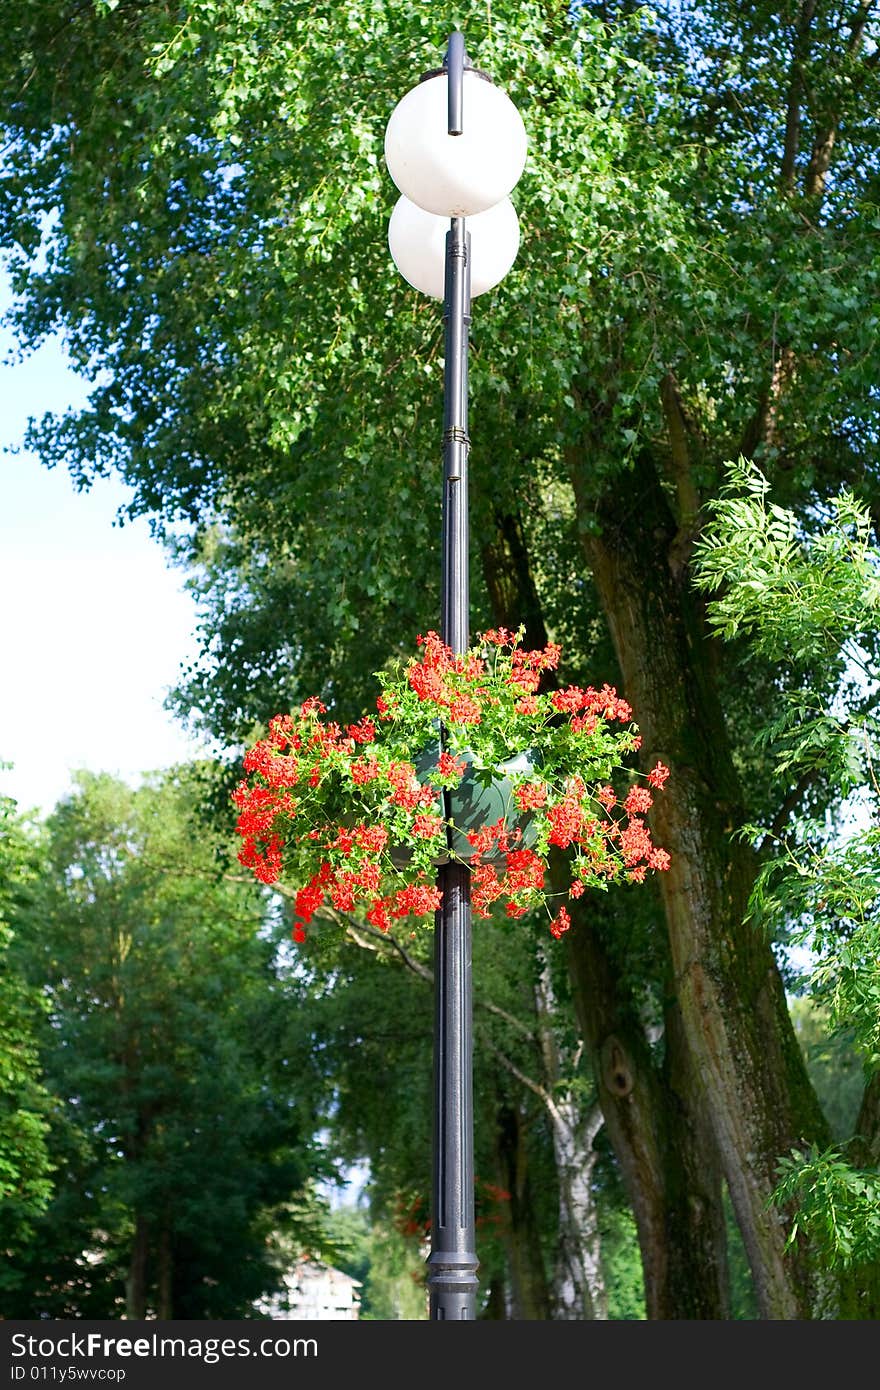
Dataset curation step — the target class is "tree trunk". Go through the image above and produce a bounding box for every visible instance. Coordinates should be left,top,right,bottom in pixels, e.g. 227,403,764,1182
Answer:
157,1221,173,1319
547,1095,607,1319
125,1213,149,1319
480,503,729,1318
533,953,608,1319
566,907,731,1318
574,451,831,1317
491,1102,553,1319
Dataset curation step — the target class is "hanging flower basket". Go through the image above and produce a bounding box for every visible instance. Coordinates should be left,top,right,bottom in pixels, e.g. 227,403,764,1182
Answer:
388,741,540,868
233,628,671,941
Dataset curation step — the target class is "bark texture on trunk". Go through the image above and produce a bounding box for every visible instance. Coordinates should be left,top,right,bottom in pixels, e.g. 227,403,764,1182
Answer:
575,452,831,1318
566,910,730,1318
491,1101,553,1320
547,1094,607,1319
157,1222,173,1320
480,504,729,1318
533,953,608,1320
125,1214,149,1320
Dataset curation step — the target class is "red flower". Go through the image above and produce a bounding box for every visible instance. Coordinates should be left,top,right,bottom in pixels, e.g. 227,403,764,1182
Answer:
513,781,548,812
409,664,452,703
647,762,670,789
300,696,327,716
295,869,327,924
620,817,653,866
548,795,584,848
351,757,380,784
387,760,421,809
448,693,482,724
549,906,572,939
347,717,376,744
648,848,671,871
467,819,510,855
551,686,587,713
354,823,389,855
504,847,545,892
437,750,467,779
570,713,598,735
509,667,540,694
234,630,666,942
412,813,444,840
471,861,503,917
391,882,443,918
367,898,391,931
624,786,654,815
514,695,540,715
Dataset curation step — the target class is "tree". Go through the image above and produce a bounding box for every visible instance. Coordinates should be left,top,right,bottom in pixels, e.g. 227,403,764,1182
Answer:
0,788,54,1291
282,900,649,1318
695,461,880,1284
6,769,320,1318
3,0,880,1315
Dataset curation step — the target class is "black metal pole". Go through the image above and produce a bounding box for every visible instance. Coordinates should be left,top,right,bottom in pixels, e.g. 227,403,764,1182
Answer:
426,207,477,1320
445,30,467,135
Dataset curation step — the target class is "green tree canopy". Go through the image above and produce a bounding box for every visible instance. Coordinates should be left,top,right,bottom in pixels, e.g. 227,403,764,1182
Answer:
4,769,322,1318
4,0,880,1317
0,789,54,1281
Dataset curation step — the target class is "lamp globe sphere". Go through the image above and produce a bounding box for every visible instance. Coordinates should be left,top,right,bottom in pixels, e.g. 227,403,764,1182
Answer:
385,70,527,218
388,195,521,300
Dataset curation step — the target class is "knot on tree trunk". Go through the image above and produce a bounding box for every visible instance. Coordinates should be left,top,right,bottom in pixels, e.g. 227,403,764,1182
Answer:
601,1035,634,1098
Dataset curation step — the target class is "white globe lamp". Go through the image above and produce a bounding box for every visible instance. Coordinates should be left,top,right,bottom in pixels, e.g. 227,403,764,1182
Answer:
385,68,527,218
388,194,520,299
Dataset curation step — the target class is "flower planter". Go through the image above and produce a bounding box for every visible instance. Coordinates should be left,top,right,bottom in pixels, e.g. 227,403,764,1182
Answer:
234,627,671,934
389,741,540,868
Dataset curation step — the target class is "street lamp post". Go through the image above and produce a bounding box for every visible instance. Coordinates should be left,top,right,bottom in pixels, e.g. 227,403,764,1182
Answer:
385,33,526,1321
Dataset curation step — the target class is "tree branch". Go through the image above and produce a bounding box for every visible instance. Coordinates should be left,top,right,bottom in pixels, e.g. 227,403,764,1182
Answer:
762,767,824,849
780,0,819,192
660,371,703,574
804,0,876,198
328,910,538,1042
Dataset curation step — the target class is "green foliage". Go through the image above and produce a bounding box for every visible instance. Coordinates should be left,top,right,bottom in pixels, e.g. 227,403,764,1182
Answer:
4,769,320,1317
4,3,878,737
600,1205,645,1321
695,461,880,1274
4,1,880,1315
0,790,54,1266
324,1204,427,1320
790,999,864,1143
695,462,880,1063
771,1147,880,1270
695,459,880,671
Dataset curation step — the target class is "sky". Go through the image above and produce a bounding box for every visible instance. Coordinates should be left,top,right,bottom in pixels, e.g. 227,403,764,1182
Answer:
0,276,208,818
